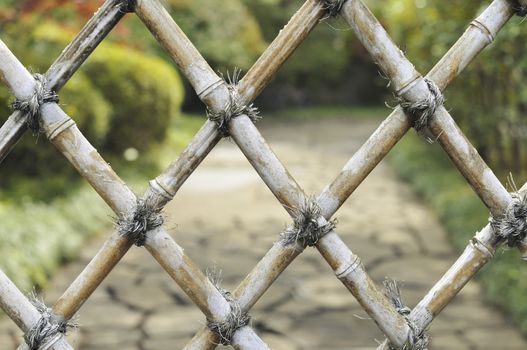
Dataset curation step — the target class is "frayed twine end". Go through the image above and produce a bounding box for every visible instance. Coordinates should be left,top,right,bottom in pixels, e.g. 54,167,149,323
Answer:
383,279,429,350
24,294,75,350
117,196,164,246
490,192,527,248
11,73,59,135
206,270,251,345
321,0,348,17
206,68,260,136
281,197,337,247
508,0,527,16
398,78,444,136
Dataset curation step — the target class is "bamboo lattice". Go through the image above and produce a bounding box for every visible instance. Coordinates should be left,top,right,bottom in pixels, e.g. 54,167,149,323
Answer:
0,0,526,349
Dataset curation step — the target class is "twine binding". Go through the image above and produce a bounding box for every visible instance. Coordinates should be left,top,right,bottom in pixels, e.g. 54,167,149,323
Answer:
206,69,260,136
24,295,74,350
118,0,136,13
206,271,251,345
321,0,348,17
11,73,59,134
490,191,527,248
281,197,337,247
383,279,429,350
508,0,527,16
117,196,164,246
398,78,444,134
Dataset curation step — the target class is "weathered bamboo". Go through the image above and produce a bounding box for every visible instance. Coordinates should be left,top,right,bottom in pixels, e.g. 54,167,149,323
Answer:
45,2,329,348
340,0,511,216
186,0,523,348
0,39,270,350
0,0,127,163
54,0,324,325
376,185,527,350
133,1,411,346
0,270,73,350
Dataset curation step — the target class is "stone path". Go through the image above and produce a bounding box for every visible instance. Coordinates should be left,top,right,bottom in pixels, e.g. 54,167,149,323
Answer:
2,117,526,349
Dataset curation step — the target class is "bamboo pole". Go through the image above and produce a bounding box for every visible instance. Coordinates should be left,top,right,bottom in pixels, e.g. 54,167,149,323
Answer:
185,0,522,348
42,1,328,348
376,185,527,350
0,39,270,350
0,0,127,163
0,271,73,350
340,0,512,216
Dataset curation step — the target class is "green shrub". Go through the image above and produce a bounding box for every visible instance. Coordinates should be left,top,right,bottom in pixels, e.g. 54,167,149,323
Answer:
0,187,111,291
82,44,184,154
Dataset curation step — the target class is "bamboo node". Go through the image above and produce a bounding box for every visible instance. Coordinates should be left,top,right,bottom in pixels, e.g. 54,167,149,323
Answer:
206,69,260,136
206,271,251,345
11,73,59,135
490,192,527,248
280,197,337,247
398,77,444,134
508,0,527,16
383,279,429,350
321,0,348,17
117,196,164,246
24,295,75,350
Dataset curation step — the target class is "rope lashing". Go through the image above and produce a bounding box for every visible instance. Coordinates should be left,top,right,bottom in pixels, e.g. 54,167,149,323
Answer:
490,192,527,248
398,78,444,133
11,73,59,134
206,69,260,136
508,0,527,16
281,197,337,247
24,297,73,350
206,276,251,345
118,0,136,13
383,279,429,350
117,196,164,246
321,0,349,17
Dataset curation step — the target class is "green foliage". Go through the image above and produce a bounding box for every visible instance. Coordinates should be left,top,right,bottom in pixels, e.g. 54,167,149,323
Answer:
0,187,111,291
378,0,527,183
388,131,527,336
167,0,266,70
82,43,184,154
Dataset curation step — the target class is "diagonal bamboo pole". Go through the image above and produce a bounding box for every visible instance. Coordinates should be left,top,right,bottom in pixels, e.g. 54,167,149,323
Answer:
0,270,73,350
0,39,270,350
185,0,521,348
51,0,322,330
0,0,129,163
134,1,412,347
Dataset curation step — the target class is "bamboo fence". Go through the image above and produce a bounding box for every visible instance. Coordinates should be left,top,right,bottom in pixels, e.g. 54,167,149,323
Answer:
0,0,525,349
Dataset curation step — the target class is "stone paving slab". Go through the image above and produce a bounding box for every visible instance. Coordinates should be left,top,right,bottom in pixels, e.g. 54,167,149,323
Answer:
1,118,526,349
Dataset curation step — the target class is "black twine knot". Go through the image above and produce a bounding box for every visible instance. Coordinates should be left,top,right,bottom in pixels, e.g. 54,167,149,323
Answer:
281,197,337,247
321,0,348,17
490,192,527,248
24,297,73,350
118,0,136,13
117,197,164,246
508,0,527,16
383,279,429,350
398,78,444,133
206,275,251,345
11,73,59,134
206,69,260,136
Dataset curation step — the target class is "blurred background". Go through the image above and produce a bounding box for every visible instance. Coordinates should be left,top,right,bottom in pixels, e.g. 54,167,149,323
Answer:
0,0,527,348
